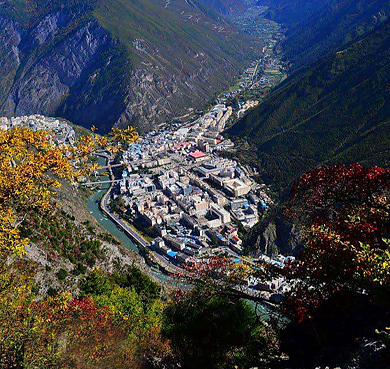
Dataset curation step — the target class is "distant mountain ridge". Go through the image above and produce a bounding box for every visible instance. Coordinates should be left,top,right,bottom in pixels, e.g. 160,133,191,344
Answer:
0,0,259,133
228,18,390,189
257,0,390,68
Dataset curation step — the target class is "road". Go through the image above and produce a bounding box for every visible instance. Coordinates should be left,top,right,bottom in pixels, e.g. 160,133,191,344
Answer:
96,152,181,274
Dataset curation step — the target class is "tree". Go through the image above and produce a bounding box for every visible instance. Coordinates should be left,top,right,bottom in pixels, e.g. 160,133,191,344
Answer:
284,163,390,320
281,164,390,366
162,286,279,369
0,125,140,368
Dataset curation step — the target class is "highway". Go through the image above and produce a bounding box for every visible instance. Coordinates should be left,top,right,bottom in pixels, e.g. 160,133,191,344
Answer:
97,154,150,249
84,179,122,186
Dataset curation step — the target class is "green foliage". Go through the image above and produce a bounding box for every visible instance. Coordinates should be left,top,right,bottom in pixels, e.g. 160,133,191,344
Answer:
113,265,161,304
283,0,390,67
47,286,58,297
80,266,160,306
228,18,390,190
20,210,104,274
163,288,277,369
80,270,113,295
57,268,68,281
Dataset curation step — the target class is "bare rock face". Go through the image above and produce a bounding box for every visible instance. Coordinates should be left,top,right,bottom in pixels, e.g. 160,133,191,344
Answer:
1,15,111,118
0,17,22,101
246,215,302,257
0,1,257,133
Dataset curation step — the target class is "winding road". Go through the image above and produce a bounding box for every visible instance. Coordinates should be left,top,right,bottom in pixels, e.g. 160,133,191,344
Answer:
95,152,181,274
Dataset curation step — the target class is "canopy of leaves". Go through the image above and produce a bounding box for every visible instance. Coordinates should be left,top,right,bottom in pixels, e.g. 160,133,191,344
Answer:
162,287,278,369
280,163,390,367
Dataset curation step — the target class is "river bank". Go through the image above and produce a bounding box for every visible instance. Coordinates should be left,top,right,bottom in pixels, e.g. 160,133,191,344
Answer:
87,156,176,285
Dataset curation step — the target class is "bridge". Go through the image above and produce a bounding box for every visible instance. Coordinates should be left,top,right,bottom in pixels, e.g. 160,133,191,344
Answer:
98,163,124,170
82,179,122,186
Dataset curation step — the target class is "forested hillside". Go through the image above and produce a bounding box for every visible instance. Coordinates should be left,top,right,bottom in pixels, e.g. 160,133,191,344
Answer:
0,0,259,133
257,0,390,68
228,18,390,189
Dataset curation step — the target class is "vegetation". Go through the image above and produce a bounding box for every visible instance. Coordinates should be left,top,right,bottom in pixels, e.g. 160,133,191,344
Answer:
20,210,104,271
163,288,278,369
280,164,390,367
228,18,390,190
258,0,390,68
0,122,389,368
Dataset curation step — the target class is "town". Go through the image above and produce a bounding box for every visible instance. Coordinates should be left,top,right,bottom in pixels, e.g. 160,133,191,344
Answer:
0,7,292,298
106,100,292,296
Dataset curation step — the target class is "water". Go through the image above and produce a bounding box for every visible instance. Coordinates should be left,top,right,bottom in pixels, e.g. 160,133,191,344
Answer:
87,156,174,284
87,158,279,319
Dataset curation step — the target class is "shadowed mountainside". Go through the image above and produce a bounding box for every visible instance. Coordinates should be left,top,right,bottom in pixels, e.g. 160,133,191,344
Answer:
228,18,390,190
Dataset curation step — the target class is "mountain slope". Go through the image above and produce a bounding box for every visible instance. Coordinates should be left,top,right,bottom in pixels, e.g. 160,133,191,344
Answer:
257,0,390,68
0,0,259,133
197,0,248,16
228,19,390,189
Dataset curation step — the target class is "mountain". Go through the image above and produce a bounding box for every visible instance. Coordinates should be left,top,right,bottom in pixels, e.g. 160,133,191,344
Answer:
0,0,259,133
228,18,390,190
197,0,248,16
257,0,390,68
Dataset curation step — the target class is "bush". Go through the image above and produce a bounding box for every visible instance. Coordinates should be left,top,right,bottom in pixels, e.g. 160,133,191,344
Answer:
80,270,113,295
57,269,68,280
113,265,160,304
162,289,277,369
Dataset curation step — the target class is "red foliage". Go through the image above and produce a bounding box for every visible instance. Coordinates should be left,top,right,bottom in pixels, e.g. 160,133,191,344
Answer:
283,164,390,322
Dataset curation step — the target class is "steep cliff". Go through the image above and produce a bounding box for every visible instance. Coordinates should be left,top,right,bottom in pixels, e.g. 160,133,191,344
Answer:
0,0,259,133
245,212,302,257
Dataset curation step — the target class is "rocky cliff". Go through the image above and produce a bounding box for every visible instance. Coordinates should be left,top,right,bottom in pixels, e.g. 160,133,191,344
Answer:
0,0,259,133
245,213,302,257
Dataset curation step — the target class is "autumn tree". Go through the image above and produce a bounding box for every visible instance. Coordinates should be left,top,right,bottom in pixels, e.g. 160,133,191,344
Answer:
284,163,390,318
0,125,141,368
281,164,390,367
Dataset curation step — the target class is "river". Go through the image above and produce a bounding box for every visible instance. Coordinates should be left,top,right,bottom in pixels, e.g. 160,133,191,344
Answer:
87,156,175,284
87,157,138,251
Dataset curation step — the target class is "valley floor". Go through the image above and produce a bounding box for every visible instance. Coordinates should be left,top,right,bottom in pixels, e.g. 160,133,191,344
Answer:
86,5,290,298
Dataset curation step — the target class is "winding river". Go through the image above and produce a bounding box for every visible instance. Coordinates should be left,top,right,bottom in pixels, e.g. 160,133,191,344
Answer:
87,157,174,284
87,157,138,251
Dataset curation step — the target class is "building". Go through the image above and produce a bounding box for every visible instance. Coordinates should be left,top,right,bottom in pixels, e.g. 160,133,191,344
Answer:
153,237,165,251
164,235,185,251
189,151,209,162
210,204,231,224
224,179,251,197
230,198,248,210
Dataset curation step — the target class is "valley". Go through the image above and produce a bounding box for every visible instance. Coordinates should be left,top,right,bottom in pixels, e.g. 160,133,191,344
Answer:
1,1,390,368
82,6,290,299
0,0,261,133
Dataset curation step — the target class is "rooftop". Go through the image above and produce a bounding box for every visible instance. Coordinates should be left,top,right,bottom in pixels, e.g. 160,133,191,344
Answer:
189,151,207,159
